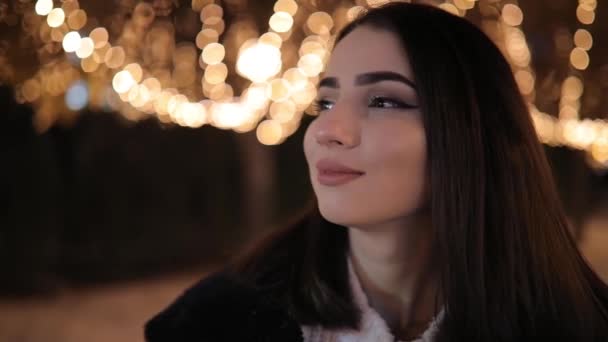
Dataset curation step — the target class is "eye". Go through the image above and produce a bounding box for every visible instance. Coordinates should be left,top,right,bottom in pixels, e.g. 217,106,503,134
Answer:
368,96,417,109
312,99,334,113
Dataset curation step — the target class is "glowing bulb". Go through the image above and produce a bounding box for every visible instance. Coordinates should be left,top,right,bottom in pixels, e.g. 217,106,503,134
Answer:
574,29,593,51
35,0,54,16
270,100,296,123
76,37,94,58
269,12,293,33
570,48,590,70
256,119,283,145
266,79,291,102
204,63,228,84
104,46,126,69
576,5,595,25
124,63,143,83
307,12,333,35
274,0,298,16
112,70,136,94
196,29,219,49
47,8,66,28
67,9,87,30
502,4,523,26
89,27,109,48
347,6,365,22
298,54,324,77
237,42,282,83
62,31,81,52
438,4,459,16
202,43,225,65
259,32,282,48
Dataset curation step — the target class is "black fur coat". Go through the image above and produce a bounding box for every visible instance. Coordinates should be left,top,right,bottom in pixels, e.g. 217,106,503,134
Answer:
144,271,304,342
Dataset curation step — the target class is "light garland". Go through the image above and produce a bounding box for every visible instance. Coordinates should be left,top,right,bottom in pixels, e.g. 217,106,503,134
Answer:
8,0,607,165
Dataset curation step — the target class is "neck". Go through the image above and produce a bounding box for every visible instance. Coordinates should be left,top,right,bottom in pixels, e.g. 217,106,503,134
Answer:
347,210,441,339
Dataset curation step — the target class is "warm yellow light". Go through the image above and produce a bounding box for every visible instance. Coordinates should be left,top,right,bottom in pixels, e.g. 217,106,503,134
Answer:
35,0,54,16
47,8,66,28
366,0,388,6
570,47,590,70
270,100,296,123
196,29,219,49
76,37,94,58
22,79,41,102
202,17,225,35
307,12,333,35
104,46,126,69
236,42,282,83
67,9,87,30
181,102,207,128
298,54,324,77
124,63,143,83
559,105,579,120
204,62,228,84
210,102,250,129
128,84,151,108
283,67,308,90
501,4,523,26
274,0,298,16
153,90,174,115
574,29,593,51
89,27,109,48
259,32,282,48
92,44,110,63
438,4,459,16
256,119,283,145
576,5,595,25
141,78,161,96
514,69,535,95
202,43,225,65
266,79,291,102
269,12,293,33
208,83,233,101
112,70,136,94
591,137,608,163
579,0,597,11
347,6,365,22
81,56,99,73
562,76,584,101
62,31,81,52
291,81,317,109
241,83,269,110
200,4,223,22
192,0,214,12
300,41,326,60
454,0,475,10
167,94,188,116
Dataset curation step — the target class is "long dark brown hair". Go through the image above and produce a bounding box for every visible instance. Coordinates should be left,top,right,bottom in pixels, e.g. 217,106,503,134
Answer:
228,3,608,341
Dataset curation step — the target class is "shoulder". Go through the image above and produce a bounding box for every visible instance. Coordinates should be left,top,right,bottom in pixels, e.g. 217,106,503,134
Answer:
144,271,304,342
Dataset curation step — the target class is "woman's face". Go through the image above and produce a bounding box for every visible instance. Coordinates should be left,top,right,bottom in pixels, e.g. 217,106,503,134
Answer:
303,25,429,228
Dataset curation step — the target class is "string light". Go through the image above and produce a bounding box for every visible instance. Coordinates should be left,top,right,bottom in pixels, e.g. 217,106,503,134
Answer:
11,0,605,154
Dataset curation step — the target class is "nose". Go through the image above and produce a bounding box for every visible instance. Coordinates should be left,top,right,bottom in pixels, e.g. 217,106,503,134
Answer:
314,106,360,148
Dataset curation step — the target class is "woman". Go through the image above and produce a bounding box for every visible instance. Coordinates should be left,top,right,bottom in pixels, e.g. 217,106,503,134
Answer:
145,3,608,341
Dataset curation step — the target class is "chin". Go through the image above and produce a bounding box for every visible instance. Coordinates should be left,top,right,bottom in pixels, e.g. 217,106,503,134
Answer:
317,203,370,228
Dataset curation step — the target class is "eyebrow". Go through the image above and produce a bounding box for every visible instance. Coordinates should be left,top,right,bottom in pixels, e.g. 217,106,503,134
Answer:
318,71,417,91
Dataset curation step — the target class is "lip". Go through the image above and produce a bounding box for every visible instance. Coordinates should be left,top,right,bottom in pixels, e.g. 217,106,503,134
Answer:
315,158,365,186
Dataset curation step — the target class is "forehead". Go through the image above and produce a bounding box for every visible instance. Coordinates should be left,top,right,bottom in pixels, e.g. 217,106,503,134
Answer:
324,25,414,81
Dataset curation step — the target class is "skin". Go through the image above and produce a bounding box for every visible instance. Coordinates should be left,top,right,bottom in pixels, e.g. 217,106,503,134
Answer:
303,26,441,340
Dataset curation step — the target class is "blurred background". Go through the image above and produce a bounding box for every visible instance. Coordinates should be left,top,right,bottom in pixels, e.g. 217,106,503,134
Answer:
1,0,608,341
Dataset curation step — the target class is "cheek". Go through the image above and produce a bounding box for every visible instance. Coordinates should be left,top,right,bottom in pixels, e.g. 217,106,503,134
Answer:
363,123,428,212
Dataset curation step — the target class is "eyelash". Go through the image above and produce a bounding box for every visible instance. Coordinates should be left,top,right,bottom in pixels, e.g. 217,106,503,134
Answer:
312,96,417,114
